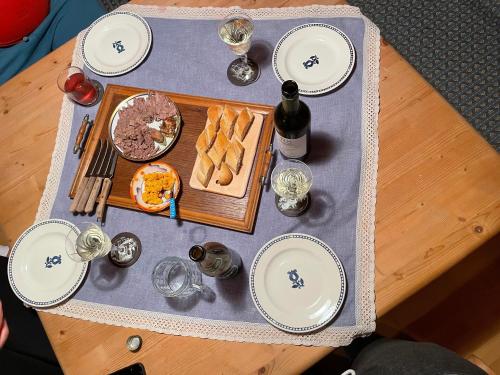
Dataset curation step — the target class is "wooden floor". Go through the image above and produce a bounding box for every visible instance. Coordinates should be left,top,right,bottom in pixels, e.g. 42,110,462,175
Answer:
378,233,500,373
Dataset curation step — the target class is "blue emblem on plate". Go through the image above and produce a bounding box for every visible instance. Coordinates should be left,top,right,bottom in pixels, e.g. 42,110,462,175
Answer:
287,269,305,289
112,41,125,53
303,55,319,69
45,255,62,269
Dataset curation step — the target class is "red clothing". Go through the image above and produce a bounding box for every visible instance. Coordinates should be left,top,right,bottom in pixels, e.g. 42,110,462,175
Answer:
0,0,50,46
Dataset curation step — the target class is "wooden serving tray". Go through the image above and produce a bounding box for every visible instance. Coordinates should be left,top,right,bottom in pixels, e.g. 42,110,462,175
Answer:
69,84,274,233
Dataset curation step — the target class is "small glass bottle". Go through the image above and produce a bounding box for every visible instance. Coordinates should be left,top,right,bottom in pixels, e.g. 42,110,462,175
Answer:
189,242,241,279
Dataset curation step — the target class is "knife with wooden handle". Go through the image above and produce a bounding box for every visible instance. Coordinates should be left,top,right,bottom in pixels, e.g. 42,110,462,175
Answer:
76,140,109,212
70,176,90,213
97,150,118,224
76,176,97,213
82,140,111,213
84,176,104,213
96,177,113,223
69,139,104,213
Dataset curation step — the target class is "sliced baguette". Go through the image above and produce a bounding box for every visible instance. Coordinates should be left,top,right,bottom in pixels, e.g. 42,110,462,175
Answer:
205,122,218,149
197,152,215,187
207,146,224,170
216,162,233,186
207,105,224,130
234,107,254,141
213,131,229,158
226,139,245,174
220,105,238,139
196,129,209,154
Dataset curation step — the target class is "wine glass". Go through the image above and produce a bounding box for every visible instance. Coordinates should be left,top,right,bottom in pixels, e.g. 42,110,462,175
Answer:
218,12,260,86
57,66,103,106
66,222,112,262
271,159,313,216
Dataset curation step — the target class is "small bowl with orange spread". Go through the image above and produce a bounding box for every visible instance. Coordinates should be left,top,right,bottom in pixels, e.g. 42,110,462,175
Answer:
130,161,181,213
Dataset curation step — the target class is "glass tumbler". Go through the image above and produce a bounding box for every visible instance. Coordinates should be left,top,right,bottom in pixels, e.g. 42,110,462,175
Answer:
152,257,203,298
57,66,102,106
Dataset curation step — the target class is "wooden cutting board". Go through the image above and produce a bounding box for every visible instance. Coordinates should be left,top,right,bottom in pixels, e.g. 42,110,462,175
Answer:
189,112,264,199
69,84,274,233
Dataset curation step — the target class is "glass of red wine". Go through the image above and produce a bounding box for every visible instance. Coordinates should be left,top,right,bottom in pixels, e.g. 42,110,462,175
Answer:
57,66,102,106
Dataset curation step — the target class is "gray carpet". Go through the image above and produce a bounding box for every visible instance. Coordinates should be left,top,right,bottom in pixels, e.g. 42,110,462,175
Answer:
349,0,499,151
99,0,129,12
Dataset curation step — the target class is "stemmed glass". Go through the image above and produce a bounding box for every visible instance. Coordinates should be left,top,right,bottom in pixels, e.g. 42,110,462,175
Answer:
218,12,260,86
66,222,112,262
271,159,313,216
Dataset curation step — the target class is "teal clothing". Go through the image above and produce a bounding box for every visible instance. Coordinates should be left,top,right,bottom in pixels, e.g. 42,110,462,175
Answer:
0,0,105,85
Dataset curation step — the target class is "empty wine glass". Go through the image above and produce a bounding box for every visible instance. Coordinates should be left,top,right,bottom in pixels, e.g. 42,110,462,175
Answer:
271,159,313,216
218,12,260,86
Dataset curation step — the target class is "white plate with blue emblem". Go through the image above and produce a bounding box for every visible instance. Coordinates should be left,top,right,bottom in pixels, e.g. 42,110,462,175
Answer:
250,233,346,333
272,23,356,96
81,11,152,76
7,219,88,308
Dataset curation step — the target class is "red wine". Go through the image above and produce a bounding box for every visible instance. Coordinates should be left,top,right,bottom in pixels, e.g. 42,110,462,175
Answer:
64,73,97,105
274,80,311,159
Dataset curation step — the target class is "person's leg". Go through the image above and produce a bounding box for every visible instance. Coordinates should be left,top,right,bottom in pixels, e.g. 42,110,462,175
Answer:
0,256,63,374
0,349,63,374
352,338,486,375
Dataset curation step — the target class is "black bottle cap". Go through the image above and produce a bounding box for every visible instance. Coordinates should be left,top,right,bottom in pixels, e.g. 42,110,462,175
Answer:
281,80,299,99
189,245,206,262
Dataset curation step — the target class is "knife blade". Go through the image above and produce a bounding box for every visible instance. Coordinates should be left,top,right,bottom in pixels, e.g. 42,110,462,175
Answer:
73,114,90,154
69,139,104,213
82,140,112,213
97,149,118,224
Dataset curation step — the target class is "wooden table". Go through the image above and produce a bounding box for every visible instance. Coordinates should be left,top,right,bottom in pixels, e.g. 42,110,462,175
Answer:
1,0,499,373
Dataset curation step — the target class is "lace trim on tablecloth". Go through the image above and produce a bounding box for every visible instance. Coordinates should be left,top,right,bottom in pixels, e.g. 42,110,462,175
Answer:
355,11,379,331
35,5,379,347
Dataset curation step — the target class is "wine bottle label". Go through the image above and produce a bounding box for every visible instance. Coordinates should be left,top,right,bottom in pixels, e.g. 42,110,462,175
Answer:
276,132,307,158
